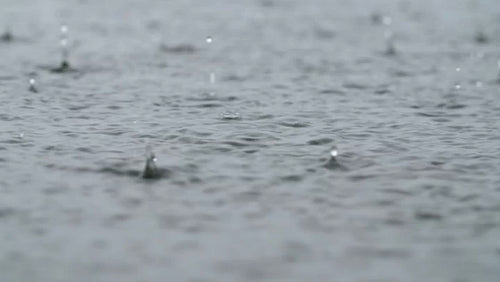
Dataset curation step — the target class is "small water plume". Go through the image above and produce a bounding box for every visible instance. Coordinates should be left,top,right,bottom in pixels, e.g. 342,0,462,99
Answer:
382,17,396,56
323,145,343,170
142,145,158,179
452,67,463,93
28,77,37,93
205,36,216,95
51,24,73,73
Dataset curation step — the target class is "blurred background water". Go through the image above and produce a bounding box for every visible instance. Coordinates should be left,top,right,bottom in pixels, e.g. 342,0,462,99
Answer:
1,0,500,281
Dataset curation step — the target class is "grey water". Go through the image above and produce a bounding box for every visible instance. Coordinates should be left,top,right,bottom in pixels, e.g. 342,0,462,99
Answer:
1,0,500,281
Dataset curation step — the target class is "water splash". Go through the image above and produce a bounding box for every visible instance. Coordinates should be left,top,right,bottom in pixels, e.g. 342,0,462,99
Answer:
383,17,396,55
142,146,158,179
206,36,216,94
28,77,38,93
324,145,343,170
51,24,72,73
330,145,338,158
453,67,462,92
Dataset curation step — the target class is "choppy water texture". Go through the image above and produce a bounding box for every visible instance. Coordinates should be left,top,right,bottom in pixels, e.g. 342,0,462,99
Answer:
1,0,500,281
